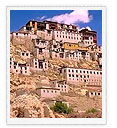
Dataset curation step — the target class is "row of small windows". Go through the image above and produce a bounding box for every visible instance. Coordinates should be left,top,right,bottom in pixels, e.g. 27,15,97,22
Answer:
12,65,28,70
61,89,67,91
22,52,29,56
58,85,67,88
57,35,79,40
15,33,29,36
69,74,89,78
43,90,58,93
85,41,93,44
67,69,102,75
56,31,78,35
69,53,89,56
11,68,28,74
68,78,101,82
90,92,101,96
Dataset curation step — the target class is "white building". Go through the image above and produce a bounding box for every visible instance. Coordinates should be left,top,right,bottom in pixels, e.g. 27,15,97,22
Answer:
10,58,31,75
60,67,102,86
30,58,48,71
32,39,50,59
50,80,69,93
53,30,82,43
20,51,30,60
35,86,60,98
65,50,90,61
10,32,37,40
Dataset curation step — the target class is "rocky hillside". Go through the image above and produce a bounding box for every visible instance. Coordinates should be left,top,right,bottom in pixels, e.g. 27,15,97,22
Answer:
10,37,101,118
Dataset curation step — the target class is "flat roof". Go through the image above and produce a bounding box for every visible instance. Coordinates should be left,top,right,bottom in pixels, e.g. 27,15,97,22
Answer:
36,86,60,90
81,87,102,92
60,67,102,71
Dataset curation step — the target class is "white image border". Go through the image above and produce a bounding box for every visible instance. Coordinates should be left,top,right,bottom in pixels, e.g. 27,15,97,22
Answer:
6,6,107,125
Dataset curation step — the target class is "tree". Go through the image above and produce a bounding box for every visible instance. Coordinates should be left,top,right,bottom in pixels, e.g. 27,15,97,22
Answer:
52,101,72,114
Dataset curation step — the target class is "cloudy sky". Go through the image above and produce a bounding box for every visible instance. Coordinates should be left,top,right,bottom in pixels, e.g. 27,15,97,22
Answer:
10,10,102,45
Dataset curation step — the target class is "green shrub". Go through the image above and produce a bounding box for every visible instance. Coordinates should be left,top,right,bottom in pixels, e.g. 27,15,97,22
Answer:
86,108,97,114
52,101,72,114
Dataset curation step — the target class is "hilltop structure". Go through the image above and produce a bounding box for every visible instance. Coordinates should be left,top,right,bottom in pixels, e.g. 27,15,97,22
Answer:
10,19,102,99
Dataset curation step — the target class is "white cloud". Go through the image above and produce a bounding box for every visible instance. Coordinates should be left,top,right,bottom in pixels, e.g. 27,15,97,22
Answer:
86,26,92,31
36,16,46,21
46,10,92,25
79,26,92,31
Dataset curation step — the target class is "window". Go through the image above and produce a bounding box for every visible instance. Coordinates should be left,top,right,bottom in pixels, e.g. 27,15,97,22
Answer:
72,70,74,72
51,90,53,93
83,71,85,73
58,85,60,87
64,86,66,88
72,74,74,77
43,90,45,93
87,71,89,74
87,75,89,78
25,71,27,73
80,70,82,73
69,44,71,47
47,90,49,93
80,75,82,78
76,75,78,77
14,66,16,69
91,92,93,95
94,72,95,74
84,75,86,78
97,72,99,75
100,72,102,75
90,71,92,74
68,69,70,72
98,93,100,95
69,74,71,77
26,53,28,56
55,91,57,93
22,53,24,56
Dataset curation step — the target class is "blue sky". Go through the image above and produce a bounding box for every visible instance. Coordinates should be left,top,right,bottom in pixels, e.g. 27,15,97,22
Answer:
10,10,102,46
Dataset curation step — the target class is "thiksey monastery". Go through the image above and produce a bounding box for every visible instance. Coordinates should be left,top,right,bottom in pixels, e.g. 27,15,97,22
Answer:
10,20,102,99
